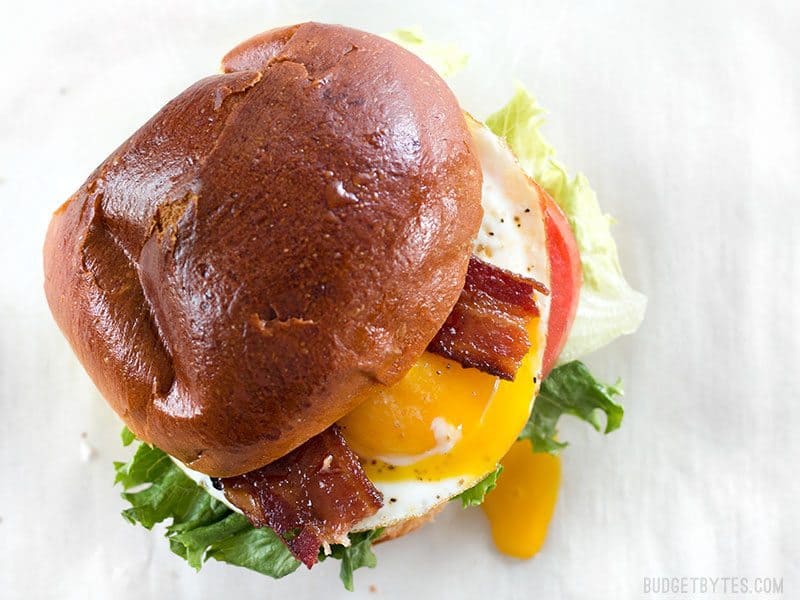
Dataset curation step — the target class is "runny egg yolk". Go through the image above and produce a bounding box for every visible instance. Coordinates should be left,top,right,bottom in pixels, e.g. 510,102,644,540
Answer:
338,317,543,482
482,441,561,558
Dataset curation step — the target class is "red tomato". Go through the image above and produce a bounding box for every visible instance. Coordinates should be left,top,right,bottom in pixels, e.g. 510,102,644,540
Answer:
539,188,582,377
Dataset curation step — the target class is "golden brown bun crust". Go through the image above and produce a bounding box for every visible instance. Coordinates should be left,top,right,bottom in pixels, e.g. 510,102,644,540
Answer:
375,505,445,543
43,23,483,476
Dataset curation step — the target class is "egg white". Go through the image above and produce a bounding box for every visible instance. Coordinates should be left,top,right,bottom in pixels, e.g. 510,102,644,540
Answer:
172,118,551,534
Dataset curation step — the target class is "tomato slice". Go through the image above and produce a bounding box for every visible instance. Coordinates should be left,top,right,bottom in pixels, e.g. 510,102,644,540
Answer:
539,188,581,377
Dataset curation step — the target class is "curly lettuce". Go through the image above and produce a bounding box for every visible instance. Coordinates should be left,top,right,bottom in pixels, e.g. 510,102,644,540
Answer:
114,430,379,590
319,529,383,591
519,361,623,453
456,465,503,507
384,28,468,78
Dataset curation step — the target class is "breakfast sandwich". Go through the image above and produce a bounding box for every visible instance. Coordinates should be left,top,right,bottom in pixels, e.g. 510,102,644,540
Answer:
44,22,645,589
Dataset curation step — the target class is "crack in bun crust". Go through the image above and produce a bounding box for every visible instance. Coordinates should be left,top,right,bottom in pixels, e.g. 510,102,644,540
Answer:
43,23,483,476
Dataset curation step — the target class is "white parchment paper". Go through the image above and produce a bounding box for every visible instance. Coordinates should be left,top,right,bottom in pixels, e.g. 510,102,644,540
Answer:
1,1,797,598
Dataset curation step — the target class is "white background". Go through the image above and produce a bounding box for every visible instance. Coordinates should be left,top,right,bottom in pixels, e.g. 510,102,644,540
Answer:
1,1,798,599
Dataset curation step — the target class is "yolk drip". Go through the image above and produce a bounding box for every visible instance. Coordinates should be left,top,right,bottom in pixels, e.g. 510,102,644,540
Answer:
481,441,561,559
338,317,543,482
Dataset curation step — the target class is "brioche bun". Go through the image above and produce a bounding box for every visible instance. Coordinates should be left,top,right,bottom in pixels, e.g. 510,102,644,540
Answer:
44,23,482,476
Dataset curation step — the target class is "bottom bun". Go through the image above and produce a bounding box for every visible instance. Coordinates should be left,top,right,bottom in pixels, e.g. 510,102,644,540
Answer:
375,505,445,543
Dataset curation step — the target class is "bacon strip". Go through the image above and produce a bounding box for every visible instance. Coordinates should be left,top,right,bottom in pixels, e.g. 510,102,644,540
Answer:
428,256,544,380
218,426,383,568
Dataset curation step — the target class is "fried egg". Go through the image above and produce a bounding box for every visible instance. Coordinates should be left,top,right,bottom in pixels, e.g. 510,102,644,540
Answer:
175,117,551,532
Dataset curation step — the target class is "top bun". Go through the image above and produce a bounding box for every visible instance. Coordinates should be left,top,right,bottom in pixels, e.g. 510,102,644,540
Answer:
44,23,483,476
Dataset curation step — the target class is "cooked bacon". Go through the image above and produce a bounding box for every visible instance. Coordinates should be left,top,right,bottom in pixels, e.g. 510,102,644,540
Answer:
428,256,544,380
218,426,383,568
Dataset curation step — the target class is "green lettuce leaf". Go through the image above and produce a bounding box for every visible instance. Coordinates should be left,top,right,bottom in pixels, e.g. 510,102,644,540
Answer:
120,426,135,447
384,28,468,78
486,85,646,361
114,436,384,588
456,465,503,507
520,361,623,453
320,529,384,592
114,440,300,578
